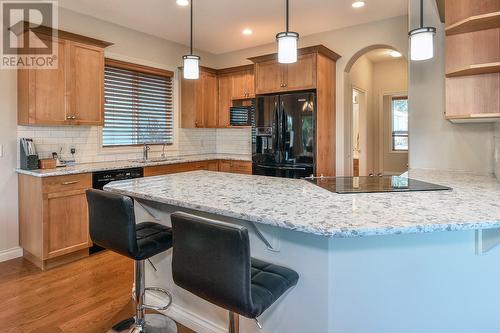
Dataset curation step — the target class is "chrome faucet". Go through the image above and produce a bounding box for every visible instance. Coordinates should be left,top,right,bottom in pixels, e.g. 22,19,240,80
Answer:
143,143,150,161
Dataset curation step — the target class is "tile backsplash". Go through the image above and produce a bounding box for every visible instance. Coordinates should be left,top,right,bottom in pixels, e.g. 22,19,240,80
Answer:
495,123,500,180
17,126,251,165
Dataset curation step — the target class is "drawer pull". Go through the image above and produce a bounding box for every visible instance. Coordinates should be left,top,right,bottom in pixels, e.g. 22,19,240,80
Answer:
61,181,79,185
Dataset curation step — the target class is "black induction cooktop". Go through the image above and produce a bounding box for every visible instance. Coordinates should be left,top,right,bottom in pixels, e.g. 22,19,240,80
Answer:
306,176,452,194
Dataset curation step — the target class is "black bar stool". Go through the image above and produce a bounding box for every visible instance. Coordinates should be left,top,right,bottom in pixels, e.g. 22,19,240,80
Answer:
170,212,299,333
86,189,177,333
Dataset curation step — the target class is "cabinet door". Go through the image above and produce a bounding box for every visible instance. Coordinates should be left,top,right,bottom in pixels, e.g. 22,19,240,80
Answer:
69,42,104,125
218,74,232,127
232,69,255,99
285,53,316,91
181,72,202,128
31,38,69,125
206,160,219,171
218,160,233,173
45,190,90,259
202,71,218,128
255,60,285,94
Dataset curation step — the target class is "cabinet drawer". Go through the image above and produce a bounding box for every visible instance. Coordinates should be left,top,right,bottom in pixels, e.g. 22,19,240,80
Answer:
42,173,92,193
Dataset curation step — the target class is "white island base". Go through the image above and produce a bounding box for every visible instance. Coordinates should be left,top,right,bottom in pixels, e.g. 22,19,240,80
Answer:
134,199,500,333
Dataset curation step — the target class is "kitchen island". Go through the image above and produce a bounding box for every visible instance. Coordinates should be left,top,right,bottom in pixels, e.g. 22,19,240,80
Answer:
105,170,500,333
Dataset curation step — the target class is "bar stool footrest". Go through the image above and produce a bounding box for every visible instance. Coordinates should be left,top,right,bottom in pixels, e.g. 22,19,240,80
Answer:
144,287,173,311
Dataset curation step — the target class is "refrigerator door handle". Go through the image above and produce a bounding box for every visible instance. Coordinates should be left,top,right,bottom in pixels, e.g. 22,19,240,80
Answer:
274,100,281,162
281,100,287,160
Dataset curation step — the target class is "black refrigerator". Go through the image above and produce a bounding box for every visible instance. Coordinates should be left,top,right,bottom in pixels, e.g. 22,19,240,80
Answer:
252,92,316,179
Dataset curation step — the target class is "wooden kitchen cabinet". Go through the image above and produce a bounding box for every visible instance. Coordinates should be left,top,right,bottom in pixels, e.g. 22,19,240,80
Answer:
444,0,500,122
144,160,219,176
254,60,285,94
17,27,111,126
217,65,255,127
218,160,252,174
181,67,218,128
217,74,232,127
69,42,105,125
231,67,255,99
253,53,317,94
19,173,92,270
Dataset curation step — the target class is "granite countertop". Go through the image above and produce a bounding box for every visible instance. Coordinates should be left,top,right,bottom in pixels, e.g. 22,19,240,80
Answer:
103,169,500,238
15,154,251,177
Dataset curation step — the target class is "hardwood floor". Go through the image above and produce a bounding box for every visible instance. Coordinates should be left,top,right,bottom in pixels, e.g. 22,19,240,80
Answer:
0,251,194,333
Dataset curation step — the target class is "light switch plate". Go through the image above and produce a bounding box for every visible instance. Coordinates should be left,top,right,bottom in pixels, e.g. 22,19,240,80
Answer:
0,144,3,157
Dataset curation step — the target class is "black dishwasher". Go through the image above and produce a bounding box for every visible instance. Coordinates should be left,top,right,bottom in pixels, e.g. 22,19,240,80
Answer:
90,167,144,254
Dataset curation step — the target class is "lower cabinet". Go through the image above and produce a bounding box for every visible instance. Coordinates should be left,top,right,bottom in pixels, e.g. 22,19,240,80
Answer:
19,173,92,270
218,160,252,175
144,160,219,177
144,159,252,176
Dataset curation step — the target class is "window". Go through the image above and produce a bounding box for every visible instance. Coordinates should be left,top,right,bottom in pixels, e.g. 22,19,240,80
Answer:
103,59,174,147
391,96,408,151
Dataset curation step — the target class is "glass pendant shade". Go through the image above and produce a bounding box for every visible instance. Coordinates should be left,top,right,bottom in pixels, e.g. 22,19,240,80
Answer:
183,55,200,79
276,31,299,64
409,27,435,61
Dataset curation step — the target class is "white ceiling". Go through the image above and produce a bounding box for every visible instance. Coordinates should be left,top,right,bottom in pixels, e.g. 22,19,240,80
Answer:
58,0,408,54
365,48,406,63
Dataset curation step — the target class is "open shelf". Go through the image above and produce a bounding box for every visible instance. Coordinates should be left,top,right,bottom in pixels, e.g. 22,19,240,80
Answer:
446,62,500,77
446,12,500,35
446,113,500,123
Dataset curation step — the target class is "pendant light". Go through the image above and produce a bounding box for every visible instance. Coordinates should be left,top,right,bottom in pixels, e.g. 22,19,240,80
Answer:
276,0,299,64
182,0,200,79
409,0,436,61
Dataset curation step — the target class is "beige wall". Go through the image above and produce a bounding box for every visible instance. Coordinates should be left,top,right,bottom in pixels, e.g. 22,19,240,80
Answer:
495,123,500,180
372,59,408,174
408,0,495,174
349,55,374,175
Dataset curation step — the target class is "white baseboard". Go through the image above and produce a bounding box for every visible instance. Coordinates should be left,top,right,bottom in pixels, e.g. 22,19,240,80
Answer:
146,291,226,333
0,246,22,262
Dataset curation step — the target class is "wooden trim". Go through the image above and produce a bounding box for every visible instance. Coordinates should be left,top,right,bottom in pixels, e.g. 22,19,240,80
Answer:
105,58,174,77
13,21,113,48
445,12,500,35
446,62,500,77
446,113,500,120
248,45,341,63
216,64,254,75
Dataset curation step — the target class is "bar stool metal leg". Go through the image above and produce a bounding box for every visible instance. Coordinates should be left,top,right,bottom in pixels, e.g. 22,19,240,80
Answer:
108,260,177,333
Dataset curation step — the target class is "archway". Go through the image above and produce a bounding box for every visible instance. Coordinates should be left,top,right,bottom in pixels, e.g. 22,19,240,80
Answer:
343,44,408,176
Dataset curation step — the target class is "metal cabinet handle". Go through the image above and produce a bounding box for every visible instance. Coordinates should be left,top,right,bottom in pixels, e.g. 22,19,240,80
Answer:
61,181,79,185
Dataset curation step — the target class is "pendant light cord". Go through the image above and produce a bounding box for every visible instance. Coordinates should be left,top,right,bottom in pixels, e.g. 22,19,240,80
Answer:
286,0,289,32
190,0,193,55
420,0,423,28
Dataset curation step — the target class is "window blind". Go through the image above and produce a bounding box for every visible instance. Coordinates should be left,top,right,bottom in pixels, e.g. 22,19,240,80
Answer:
103,61,174,147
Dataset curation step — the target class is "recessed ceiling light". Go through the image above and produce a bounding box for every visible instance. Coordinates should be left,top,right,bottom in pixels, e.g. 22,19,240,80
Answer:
242,28,253,36
388,50,402,58
352,1,365,8
176,0,189,6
